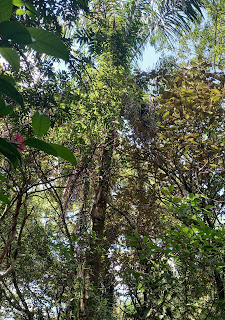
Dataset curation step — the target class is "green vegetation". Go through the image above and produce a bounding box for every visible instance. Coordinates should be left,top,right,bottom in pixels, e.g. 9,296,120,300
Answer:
1,0,225,319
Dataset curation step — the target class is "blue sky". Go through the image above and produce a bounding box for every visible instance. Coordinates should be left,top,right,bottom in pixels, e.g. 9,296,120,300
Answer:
137,44,161,70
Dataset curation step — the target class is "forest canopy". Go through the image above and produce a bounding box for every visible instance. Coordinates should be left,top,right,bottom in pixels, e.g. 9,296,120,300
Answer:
0,0,225,319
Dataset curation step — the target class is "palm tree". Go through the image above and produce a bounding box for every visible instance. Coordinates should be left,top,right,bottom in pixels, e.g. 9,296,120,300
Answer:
75,0,203,64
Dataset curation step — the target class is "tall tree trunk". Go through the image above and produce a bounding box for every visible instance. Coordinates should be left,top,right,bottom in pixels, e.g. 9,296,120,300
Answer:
85,134,114,319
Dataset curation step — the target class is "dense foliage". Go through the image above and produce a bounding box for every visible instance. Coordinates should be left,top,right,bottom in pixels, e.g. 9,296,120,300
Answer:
1,0,225,319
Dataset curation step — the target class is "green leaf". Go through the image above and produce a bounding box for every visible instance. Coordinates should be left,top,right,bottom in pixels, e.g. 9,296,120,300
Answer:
189,193,195,200
133,229,139,238
0,173,7,181
0,192,10,204
169,185,174,192
26,10,36,19
32,112,51,137
24,138,57,156
13,0,25,6
25,2,39,15
0,78,23,106
0,21,32,45
0,138,21,167
0,100,13,116
143,236,148,244
27,28,69,61
0,48,20,71
16,8,25,15
50,143,77,165
0,0,13,22
0,74,15,86
163,111,170,119
125,236,137,241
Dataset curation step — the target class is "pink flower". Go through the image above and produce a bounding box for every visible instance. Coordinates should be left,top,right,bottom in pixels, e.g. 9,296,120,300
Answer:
11,133,26,152
0,116,6,119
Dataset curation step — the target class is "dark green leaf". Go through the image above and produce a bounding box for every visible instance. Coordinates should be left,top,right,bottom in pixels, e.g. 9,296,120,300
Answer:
24,138,57,156
25,2,39,15
32,112,50,137
0,192,10,204
0,21,32,44
0,138,21,167
0,47,20,71
0,173,7,181
0,78,23,106
0,100,13,116
27,28,69,61
0,0,12,22
50,143,77,165
0,74,15,86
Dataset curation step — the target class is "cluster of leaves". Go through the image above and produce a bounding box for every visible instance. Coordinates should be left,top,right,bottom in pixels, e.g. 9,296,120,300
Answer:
0,0,78,204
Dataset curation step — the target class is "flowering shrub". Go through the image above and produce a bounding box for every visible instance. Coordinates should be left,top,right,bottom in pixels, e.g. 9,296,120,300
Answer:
11,133,26,152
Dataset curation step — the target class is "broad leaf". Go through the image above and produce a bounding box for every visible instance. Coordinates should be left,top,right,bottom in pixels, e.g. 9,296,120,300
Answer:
0,48,20,71
25,2,39,15
50,143,77,165
0,100,13,117
24,138,58,156
16,8,25,15
27,28,69,61
0,21,32,45
0,138,21,167
0,192,10,204
0,0,12,22
0,78,23,106
13,0,25,6
32,112,51,137
0,74,15,86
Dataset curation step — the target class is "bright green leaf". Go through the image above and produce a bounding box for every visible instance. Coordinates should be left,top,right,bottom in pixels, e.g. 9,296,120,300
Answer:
0,47,20,71
163,111,170,119
32,112,51,137
13,0,24,6
16,8,25,15
189,193,195,200
27,27,69,61
0,0,12,22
